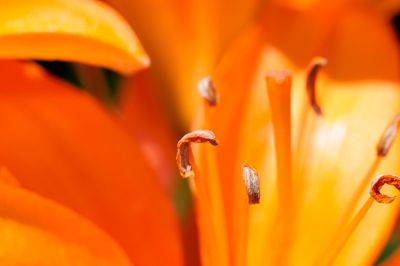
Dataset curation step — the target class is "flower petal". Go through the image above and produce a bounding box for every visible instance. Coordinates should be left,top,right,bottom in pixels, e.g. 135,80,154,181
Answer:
289,7,400,265
291,79,400,266
107,0,263,124
209,4,400,265
325,6,399,81
118,70,178,191
0,0,148,74
0,180,131,266
0,60,183,266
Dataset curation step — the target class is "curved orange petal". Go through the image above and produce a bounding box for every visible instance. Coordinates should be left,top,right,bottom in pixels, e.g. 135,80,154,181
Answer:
0,181,131,266
0,0,148,74
0,60,183,266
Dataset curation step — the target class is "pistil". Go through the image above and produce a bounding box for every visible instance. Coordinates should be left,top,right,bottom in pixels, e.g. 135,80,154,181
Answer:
266,70,293,264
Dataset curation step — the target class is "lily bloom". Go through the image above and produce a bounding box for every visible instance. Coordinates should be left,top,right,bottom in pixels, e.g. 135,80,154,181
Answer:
0,0,183,265
0,1,398,266
172,1,399,266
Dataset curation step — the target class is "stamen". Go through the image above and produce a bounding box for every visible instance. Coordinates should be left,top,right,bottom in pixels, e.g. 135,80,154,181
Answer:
176,130,218,178
242,164,260,204
321,197,374,265
306,57,327,116
316,115,400,264
377,113,400,157
266,70,293,264
322,174,400,265
370,174,400,203
198,77,219,106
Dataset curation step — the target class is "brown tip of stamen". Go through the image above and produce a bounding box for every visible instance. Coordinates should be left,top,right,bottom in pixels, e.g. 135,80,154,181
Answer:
370,174,400,203
176,130,218,178
377,113,400,157
306,57,327,116
198,77,219,106
242,164,260,204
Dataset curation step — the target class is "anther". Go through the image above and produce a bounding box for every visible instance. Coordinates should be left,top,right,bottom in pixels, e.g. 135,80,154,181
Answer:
176,130,218,178
306,57,327,116
198,77,219,106
370,174,400,203
242,164,260,204
377,113,400,157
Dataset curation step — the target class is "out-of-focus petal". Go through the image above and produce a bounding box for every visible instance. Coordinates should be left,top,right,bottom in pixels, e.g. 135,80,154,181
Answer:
0,0,148,74
107,0,263,124
0,60,183,266
373,0,400,18
0,181,131,266
273,0,355,11
325,6,399,81
118,70,178,191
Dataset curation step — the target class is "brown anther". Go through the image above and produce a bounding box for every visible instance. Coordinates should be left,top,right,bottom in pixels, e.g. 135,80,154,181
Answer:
370,174,400,203
176,130,218,178
377,113,400,157
306,57,327,116
242,164,260,204
198,77,218,106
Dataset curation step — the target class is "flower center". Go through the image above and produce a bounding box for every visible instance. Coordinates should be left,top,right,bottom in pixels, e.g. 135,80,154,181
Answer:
176,56,400,266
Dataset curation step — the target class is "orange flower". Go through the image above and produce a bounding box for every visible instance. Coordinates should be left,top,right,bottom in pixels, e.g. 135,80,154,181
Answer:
171,2,399,266
0,0,398,266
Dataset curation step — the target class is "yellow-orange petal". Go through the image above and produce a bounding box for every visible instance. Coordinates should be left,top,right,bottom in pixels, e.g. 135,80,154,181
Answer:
0,181,132,266
0,0,148,74
0,60,182,266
